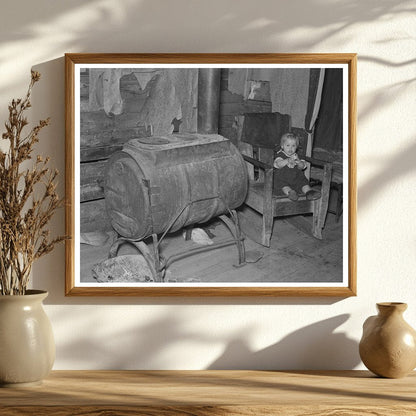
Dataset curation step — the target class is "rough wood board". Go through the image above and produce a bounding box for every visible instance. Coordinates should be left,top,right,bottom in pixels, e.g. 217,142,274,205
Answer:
220,101,272,115
0,370,415,416
80,199,112,232
80,160,107,201
81,144,123,162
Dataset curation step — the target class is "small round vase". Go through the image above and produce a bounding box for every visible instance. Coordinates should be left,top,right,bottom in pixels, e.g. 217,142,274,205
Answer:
0,290,55,387
359,302,416,378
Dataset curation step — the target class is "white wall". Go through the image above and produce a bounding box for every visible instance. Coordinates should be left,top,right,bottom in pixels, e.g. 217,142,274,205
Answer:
1,0,415,370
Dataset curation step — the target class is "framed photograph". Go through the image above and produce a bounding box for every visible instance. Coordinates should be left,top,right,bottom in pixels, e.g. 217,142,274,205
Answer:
65,53,356,296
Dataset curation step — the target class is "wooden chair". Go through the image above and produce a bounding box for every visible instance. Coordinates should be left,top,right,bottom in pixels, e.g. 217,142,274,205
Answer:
235,113,333,247
310,148,343,223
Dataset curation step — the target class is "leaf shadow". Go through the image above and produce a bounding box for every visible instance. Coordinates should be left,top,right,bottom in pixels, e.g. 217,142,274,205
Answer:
208,314,360,370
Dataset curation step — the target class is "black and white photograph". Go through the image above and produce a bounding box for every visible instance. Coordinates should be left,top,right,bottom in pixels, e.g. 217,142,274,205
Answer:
65,54,356,296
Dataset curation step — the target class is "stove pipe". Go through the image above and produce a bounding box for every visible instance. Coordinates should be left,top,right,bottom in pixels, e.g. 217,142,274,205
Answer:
197,68,221,134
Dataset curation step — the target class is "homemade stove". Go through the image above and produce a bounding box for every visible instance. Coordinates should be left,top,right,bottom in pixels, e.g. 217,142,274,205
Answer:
103,133,248,282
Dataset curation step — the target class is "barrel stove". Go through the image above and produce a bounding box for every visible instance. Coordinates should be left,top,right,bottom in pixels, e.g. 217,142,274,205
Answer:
103,133,248,281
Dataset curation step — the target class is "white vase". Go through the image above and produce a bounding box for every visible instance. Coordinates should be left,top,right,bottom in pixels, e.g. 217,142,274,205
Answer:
0,290,55,387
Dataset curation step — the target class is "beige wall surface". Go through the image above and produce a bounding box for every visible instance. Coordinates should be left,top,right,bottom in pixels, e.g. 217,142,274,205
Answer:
0,0,415,370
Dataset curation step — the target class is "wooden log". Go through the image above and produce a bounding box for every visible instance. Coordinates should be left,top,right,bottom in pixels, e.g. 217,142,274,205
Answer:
81,144,123,163
80,125,150,162
111,127,151,141
115,112,146,129
81,127,149,149
80,160,107,202
80,199,112,233
80,160,107,186
80,131,113,149
80,184,104,202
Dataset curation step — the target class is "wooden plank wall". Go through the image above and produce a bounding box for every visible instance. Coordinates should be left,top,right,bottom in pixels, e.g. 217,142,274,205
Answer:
80,111,151,232
80,70,151,233
218,69,272,146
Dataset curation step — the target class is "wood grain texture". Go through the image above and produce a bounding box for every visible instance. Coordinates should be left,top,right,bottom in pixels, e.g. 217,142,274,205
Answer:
348,55,358,296
65,54,75,296
1,370,414,416
65,53,357,297
65,53,358,64
80,199,112,232
65,286,356,297
3,405,416,416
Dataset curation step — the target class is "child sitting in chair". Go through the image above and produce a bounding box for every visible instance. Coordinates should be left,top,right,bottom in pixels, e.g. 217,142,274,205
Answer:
273,133,321,201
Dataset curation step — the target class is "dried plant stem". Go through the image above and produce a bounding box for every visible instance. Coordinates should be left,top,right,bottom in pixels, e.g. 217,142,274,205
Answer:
0,71,65,295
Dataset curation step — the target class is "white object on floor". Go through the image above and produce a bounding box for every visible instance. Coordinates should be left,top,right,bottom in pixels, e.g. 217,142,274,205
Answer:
183,228,214,245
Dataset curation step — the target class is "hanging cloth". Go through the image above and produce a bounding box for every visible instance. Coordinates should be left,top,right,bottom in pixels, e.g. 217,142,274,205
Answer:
313,69,343,151
304,68,326,157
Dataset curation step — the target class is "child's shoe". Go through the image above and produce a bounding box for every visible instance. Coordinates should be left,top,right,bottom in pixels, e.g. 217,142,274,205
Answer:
306,189,321,201
287,190,299,201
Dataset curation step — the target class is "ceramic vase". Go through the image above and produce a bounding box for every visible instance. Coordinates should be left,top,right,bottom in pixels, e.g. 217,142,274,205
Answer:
0,290,55,387
359,302,416,378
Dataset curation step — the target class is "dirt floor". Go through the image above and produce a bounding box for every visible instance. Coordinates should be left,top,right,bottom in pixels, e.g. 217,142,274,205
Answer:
80,210,343,284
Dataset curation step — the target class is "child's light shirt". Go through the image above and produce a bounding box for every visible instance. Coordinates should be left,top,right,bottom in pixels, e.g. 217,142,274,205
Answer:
273,150,305,169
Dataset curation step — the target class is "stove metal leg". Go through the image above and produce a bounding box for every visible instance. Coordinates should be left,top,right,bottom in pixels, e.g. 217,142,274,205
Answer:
108,237,161,282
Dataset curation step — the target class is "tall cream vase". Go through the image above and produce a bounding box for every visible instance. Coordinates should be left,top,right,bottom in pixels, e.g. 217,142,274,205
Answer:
0,71,63,386
0,290,55,387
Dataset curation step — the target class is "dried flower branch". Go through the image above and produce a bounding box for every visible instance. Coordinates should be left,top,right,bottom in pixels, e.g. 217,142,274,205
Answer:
0,71,65,295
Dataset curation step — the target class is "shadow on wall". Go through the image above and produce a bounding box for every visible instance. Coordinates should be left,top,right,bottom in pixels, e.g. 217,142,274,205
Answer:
30,57,66,301
54,310,215,369
208,314,360,370
53,308,359,370
0,0,414,96
1,1,414,51
359,139,416,209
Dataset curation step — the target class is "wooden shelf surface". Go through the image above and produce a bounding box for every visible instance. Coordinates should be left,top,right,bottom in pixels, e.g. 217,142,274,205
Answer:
1,370,415,415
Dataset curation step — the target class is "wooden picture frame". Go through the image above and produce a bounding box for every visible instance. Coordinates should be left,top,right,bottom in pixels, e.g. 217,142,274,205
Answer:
65,53,356,296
